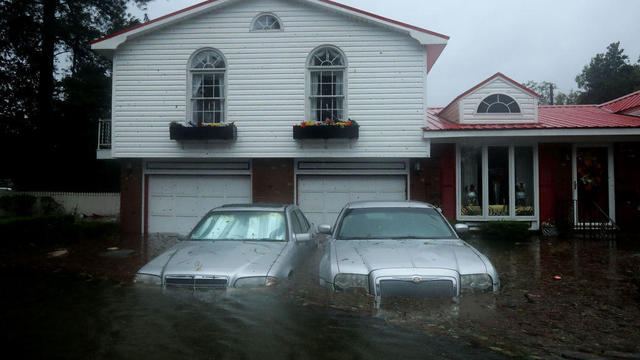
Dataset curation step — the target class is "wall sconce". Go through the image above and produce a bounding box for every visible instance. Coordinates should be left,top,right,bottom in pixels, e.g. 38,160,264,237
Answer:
413,161,421,175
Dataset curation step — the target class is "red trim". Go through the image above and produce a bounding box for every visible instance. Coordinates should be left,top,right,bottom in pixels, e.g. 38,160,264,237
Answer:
144,174,149,235
438,72,541,117
91,0,449,45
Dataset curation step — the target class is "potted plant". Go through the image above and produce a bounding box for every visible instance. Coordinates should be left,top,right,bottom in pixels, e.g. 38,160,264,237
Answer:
292,118,359,140
540,219,558,237
169,121,237,141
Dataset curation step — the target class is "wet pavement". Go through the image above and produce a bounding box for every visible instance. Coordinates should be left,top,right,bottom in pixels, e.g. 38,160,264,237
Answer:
1,232,639,359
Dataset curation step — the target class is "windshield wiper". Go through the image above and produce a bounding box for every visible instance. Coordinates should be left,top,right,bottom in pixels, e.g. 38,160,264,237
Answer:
387,236,427,240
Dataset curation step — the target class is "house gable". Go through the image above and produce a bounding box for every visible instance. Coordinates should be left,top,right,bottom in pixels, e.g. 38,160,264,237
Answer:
438,73,539,124
106,0,435,159
91,0,448,57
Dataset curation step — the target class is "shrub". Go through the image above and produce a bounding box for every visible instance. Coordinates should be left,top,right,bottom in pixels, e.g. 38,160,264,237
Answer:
39,197,64,215
0,215,118,248
478,221,531,241
0,195,37,216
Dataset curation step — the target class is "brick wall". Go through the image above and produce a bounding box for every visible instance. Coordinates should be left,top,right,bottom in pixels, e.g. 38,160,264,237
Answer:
614,143,640,230
409,144,455,219
252,158,294,204
119,159,143,235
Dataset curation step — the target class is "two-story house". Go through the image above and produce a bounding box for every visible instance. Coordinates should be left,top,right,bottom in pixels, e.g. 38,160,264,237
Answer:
91,0,448,234
93,0,640,235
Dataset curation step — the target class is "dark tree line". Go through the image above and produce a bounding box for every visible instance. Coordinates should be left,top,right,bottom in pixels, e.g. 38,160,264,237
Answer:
525,42,640,105
0,0,150,191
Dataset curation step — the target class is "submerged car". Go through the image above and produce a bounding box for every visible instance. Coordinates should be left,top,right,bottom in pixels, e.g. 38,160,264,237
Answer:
135,204,315,289
318,201,499,299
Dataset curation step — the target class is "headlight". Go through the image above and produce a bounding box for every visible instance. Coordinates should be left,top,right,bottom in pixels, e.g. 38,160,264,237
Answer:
134,273,162,286
234,276,279,288
334,273,369,291
461,274,493,293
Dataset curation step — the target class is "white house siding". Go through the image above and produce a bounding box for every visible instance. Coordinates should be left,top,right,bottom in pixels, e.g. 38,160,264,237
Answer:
111,0,429,159
458,78,537,124
437,101,459,123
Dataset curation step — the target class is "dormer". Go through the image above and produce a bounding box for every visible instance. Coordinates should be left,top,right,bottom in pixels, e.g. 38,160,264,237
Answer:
438,73,540,124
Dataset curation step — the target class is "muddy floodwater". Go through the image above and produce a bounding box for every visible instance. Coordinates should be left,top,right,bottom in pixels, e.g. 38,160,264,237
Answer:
1,232,639,359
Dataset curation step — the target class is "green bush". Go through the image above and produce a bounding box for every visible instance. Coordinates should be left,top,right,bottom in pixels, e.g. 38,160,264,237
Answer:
0,195,37,216
0,215,118,247
478,221,531,241
39,196,64,215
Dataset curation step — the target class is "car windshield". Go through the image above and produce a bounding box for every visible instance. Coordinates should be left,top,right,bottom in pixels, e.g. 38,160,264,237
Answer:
189,211,287,241
336,207,455,240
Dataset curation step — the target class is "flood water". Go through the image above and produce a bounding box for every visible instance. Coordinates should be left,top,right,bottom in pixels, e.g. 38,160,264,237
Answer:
0,269,504,360
1,232,639,359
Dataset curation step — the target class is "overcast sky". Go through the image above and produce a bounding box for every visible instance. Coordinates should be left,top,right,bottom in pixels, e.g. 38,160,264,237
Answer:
129,0,640,106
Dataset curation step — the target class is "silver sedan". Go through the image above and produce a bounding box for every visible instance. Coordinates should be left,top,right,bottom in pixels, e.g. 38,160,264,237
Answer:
318,201,499,299
135,204,315,289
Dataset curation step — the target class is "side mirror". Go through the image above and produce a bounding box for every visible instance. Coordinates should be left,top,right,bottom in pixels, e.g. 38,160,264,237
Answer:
317,224,332,235
295,233,312,243
454,223,469,235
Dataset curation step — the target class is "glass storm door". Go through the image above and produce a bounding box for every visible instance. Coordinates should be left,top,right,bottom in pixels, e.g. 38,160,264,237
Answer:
573,145,614,224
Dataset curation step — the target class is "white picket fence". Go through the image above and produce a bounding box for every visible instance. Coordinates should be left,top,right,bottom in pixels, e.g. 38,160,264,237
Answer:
0,191,120,216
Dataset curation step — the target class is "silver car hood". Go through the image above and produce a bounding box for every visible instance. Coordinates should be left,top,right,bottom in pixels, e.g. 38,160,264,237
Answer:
140,240,286,278
334,239,487,275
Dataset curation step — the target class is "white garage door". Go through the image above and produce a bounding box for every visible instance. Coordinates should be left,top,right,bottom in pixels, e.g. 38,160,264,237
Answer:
147,175,251,235
297,175,406,227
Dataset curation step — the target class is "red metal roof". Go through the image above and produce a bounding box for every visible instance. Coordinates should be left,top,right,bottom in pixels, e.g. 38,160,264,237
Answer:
599,90,640,114
437,72,540,117
91,0,449,45
425,105,640,131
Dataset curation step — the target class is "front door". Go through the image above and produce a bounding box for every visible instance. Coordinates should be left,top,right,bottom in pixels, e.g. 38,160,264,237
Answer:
572,145,615,224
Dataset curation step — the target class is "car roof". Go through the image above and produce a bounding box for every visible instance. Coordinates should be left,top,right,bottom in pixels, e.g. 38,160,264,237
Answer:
344,200,436,209
216,203,290,211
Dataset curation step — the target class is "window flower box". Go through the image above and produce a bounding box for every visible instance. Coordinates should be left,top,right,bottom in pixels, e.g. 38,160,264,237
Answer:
169,122,237,141
292,119,359,140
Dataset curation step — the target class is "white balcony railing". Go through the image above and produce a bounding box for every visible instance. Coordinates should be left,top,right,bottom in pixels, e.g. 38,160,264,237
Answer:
97,119,111,150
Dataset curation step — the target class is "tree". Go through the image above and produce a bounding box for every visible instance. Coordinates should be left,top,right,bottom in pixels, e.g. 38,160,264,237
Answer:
575,42,640,104
0,0,151,190
522,80,556,105
554,90,580,105
522,80,579,105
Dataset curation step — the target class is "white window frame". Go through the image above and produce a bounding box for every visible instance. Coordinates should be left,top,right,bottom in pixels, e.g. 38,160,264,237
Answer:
250,12,283,32
187,48,227,125
306,45,348,122
475,93,521,114
456,143,539,223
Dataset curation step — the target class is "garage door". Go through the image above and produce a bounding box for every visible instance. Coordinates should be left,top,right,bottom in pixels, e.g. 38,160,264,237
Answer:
147,175,251,234
297,175,406,227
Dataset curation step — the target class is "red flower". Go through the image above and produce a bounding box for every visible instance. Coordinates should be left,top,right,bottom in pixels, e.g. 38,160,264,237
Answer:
301,122,307,127
585,185,592,191
595,177,601,183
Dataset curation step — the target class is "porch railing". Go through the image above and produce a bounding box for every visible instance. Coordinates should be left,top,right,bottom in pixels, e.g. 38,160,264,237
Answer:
97,119,111,149
555,199,619,239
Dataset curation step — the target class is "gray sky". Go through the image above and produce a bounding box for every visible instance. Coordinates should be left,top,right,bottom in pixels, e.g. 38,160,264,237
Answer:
129,0,640,106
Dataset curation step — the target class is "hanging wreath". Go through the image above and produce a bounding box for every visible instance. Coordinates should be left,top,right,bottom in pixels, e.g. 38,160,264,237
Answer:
577,155,603,191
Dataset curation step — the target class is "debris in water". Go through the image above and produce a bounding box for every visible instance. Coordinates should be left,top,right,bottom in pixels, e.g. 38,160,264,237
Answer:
525,293,541,303
107,247,119,251
553,275,562,280
48,249,68,258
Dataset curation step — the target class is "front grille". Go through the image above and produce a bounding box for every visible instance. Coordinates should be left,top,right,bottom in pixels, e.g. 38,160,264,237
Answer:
165,275,228,289
379,279,455,298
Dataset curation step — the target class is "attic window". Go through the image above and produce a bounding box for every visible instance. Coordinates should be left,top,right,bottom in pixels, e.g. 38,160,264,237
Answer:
477,94,521,114
251,13,281,31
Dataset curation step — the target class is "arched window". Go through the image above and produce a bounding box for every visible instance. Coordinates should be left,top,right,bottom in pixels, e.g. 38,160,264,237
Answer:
307,46,346,122
477,94,521,114
251,13,281,31
189,49,226,124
